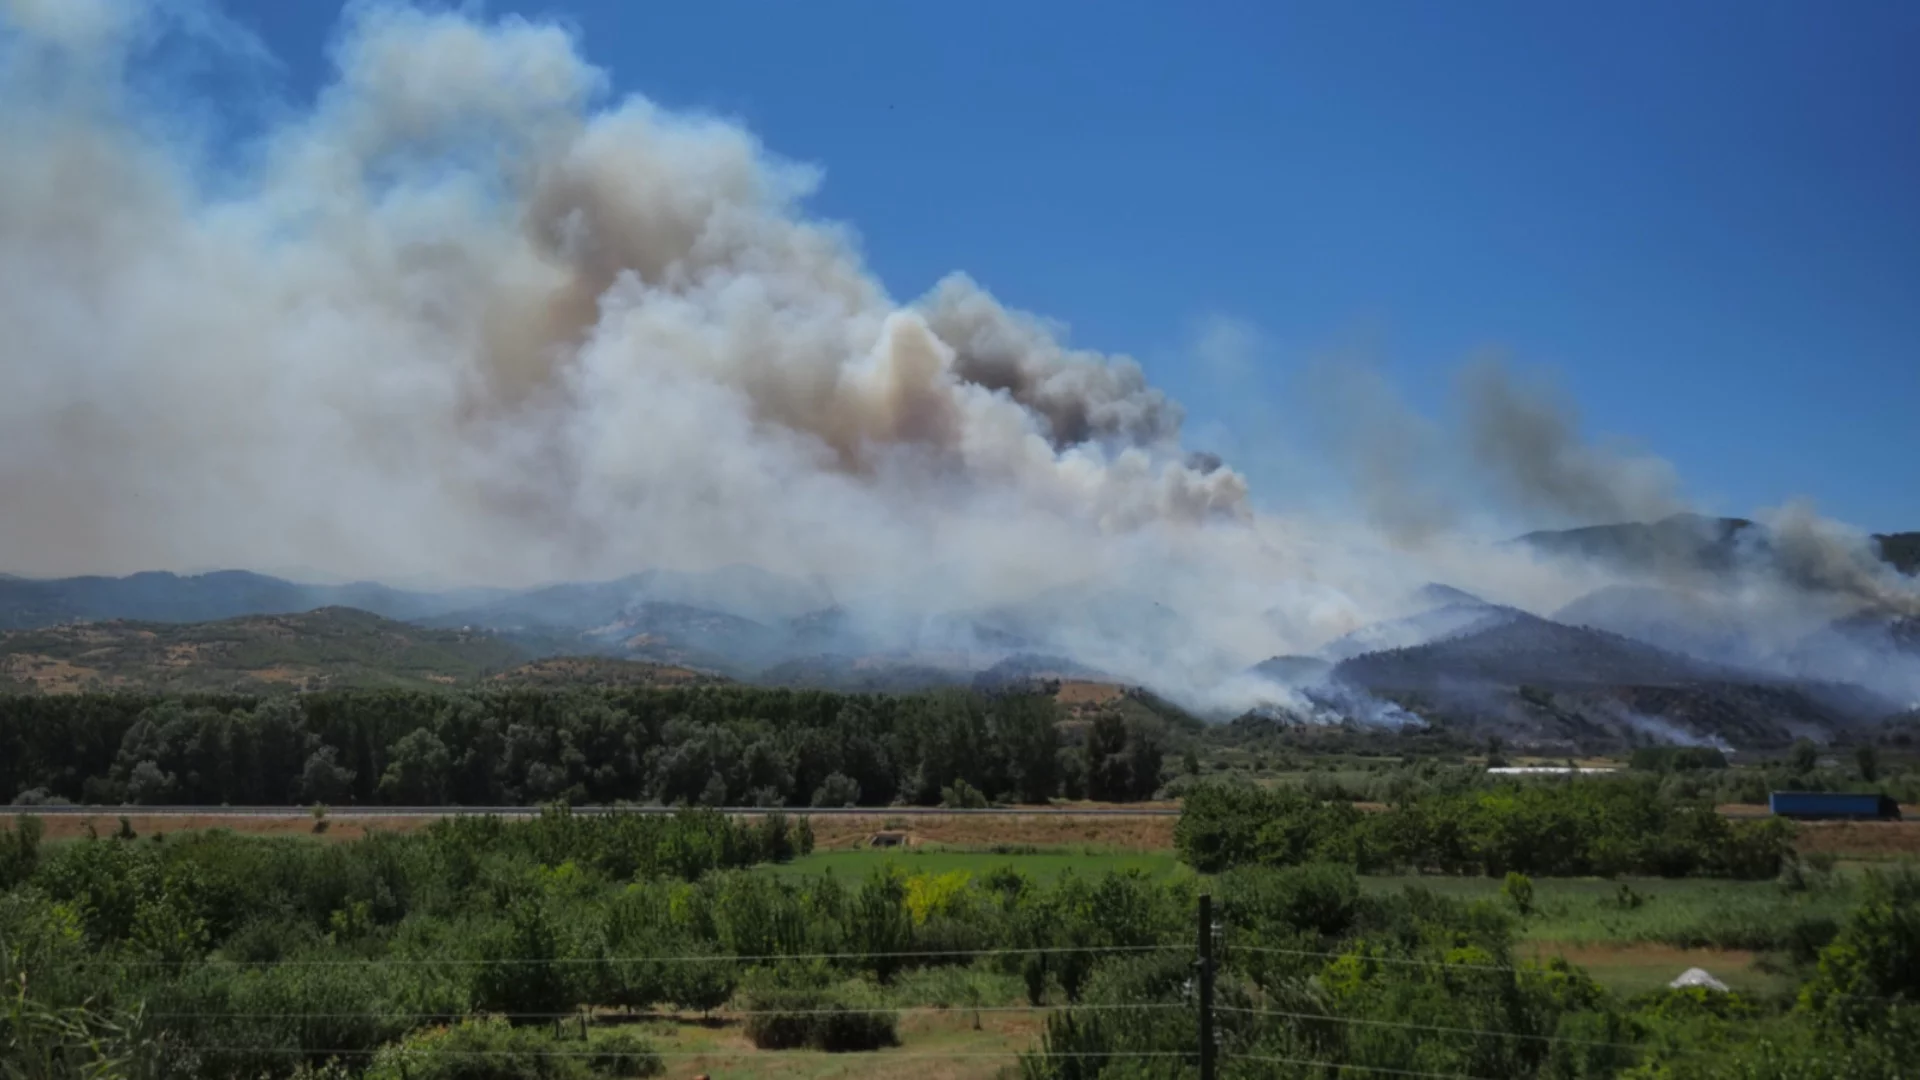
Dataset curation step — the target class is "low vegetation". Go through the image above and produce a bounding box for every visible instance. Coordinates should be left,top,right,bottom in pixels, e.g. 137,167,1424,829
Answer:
3,769,1917,1077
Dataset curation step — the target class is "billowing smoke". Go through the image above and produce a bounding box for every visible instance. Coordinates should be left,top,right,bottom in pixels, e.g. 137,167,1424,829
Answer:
0,2,1908,721
1458,357,1683,527
0,2,1244,587
1757,501,1920,618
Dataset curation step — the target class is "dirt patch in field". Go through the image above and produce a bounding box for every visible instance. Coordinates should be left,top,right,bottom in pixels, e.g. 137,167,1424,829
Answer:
803,813,1175,852
0,654,106,692
1054,681,1126,707
160,643,203,667
1522,942,1778,993
636,1008,1042,1080
1793,818,1920,859
25,814,437,842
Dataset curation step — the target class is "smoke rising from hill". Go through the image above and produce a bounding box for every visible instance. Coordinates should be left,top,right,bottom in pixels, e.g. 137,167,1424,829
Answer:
0,2,1910,715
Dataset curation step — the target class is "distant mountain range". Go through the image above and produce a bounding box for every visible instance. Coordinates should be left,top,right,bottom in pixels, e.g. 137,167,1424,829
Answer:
0,608,523,694
1514,512,1920,577
4,514,1916,750
0,570,492,630
1236,551,1916,749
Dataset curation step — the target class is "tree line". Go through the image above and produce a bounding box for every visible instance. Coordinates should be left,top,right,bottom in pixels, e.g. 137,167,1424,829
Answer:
1174,776,1797,879
0,687,1178,809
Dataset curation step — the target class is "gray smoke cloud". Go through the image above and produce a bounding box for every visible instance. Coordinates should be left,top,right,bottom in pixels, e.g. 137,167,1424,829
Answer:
0,1,1907,719
1458,356,1684,527
1758,501,1920,618
1306,356,1459,547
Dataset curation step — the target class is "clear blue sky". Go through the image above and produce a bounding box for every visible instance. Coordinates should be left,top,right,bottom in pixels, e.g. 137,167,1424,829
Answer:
226,1,1920,532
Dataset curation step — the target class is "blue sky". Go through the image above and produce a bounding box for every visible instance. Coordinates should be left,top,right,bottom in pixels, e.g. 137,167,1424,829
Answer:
225,1,1919,532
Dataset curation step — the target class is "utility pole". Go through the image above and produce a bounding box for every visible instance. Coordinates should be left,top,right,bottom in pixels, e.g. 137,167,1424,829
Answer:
1198,892,1216,1080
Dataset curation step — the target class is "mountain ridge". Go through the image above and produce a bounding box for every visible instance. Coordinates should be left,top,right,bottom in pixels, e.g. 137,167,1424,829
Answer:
0,607,524,694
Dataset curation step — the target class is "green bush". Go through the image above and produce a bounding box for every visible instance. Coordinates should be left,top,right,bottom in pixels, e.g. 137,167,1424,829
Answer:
586,1032,662,1078
0,815,42,890
363,1019,592,1080
1502,871,1535,916
740,972,899,1053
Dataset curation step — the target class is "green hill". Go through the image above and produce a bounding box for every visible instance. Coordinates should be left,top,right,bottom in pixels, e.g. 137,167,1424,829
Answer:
488,656,730,688
0,607,525,694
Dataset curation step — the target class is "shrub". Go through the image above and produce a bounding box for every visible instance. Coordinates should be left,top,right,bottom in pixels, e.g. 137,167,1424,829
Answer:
1503,872,1535,917
363,1018,593,1080
0,815,42,889
588,1032,663,1078
812,772,861,807
940,779,989,809
740,977,898,1053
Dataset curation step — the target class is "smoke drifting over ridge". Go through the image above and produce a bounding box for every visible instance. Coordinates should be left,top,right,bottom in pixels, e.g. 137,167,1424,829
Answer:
0,2,1911,710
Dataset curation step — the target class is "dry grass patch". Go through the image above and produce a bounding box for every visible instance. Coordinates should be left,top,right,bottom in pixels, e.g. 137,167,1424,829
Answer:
1793,817,1920,860
801,812,1174,852
0,653,106,692
31,813,437,842
1522,942,1785,996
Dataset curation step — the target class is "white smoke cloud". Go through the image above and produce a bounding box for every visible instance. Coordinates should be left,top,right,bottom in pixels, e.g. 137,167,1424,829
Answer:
0,4,1245,585
0,2,1907,717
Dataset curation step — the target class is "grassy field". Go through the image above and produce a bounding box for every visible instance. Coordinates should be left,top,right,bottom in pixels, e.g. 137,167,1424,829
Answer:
761,844,1187,883
592,1011,1039,1080
1361,874,1853,945
1360,873,1862,996
585,967,1041,1079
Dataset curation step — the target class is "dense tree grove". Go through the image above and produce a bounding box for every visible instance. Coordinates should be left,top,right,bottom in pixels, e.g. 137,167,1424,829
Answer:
0,807,1193,1078
1174,777,1797,879
0,688,1178,808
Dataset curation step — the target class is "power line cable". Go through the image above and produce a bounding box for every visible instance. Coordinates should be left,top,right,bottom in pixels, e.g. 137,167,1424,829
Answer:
1222,1050,1497,1079
1222,941,1916,1005
72,942,1190,969
145,1002,1188,1021
111,1045,1191,1061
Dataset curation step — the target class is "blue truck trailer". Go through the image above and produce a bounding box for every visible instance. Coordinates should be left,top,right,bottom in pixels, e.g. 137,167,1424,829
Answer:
1768,791,1902,821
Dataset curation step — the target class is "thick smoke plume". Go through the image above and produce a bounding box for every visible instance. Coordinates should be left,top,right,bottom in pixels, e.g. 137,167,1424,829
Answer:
0,2,1246,589
0,2,1909,717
